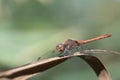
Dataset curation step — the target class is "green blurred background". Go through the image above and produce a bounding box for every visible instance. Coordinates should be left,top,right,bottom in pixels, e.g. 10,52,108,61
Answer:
0,0,120,80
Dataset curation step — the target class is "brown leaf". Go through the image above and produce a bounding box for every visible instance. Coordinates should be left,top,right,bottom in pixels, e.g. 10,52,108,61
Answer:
76,52,112,80
0,52,112,80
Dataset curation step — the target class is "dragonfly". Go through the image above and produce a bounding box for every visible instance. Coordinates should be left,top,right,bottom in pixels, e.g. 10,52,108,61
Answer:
56,34,112,57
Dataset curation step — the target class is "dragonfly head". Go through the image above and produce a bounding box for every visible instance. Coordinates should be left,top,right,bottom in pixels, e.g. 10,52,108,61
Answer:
56,43,65,52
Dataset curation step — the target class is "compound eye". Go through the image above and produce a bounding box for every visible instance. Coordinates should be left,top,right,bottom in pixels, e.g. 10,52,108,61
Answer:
56,43,65,52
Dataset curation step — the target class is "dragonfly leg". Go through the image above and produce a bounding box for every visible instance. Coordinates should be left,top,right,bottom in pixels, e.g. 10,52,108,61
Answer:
76,44,85,54
58,52,64,57
58,50,72,57
37,57,41,61
76,46,92,58
76,44,92,55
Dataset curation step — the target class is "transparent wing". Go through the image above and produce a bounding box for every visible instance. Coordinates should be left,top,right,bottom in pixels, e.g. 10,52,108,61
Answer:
83,49,120,55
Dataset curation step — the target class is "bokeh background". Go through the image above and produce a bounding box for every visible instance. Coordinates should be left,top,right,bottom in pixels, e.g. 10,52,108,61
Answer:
0,0,120,80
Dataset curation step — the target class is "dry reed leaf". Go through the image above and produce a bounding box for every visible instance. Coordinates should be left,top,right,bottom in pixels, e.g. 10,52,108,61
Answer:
0,51,112,80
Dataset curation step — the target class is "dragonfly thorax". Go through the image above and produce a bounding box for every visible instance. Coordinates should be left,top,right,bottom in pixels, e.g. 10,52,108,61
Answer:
56,39,79,52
